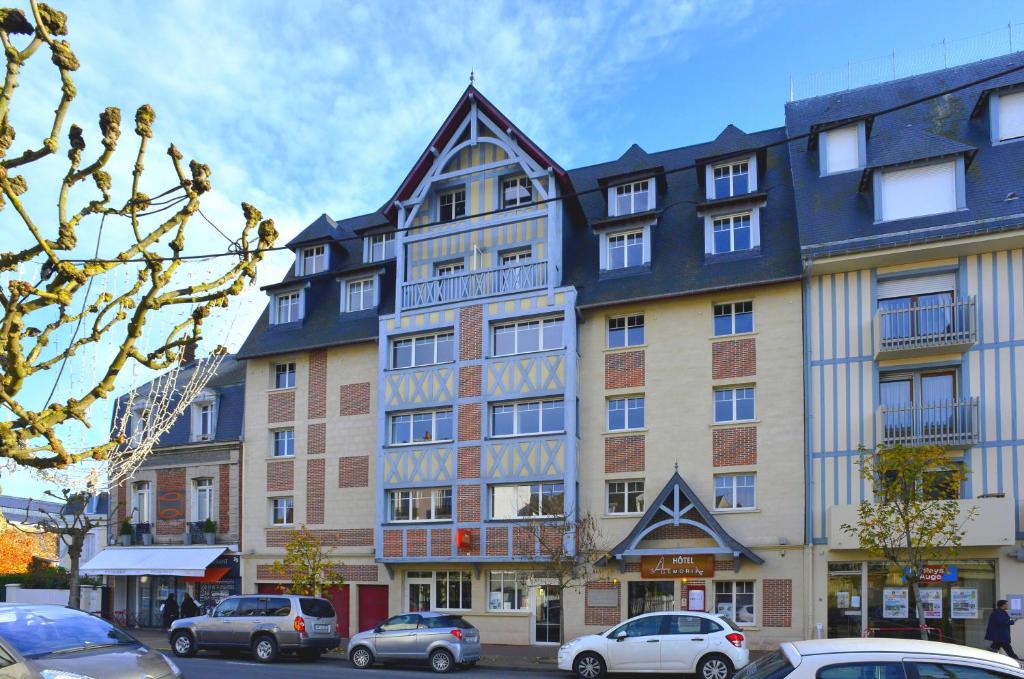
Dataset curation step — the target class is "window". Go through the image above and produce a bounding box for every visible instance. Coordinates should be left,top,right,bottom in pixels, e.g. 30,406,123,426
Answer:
713,161,749,198
439,189,466,222
714,474,756,510
607,230,644,269
391,332,454,369
665,615,714,635
490,482,565,519
274,292,301,324
488,571,529,611
193,478,213,522
500,249,531,266
714,581,755,625
822,124,862,174
346,278,375,312
878,161,957,222
193,402,214,441
714,387,755,423
389,409,453,445
819,664,906,679
609,614,664,638
608,397,645,431
607,314,644,348
913,662,1012,679
712,213,752,254
492,316,563,356
272,429,295,457
271,497,294,525
607,480,645,514
436,571,472,610
998,90,1024,141
434,260,465,278
300,245,327,275
388,487,452,522
491,399,564,437
502,177,532,208
274,362,296,389
131,481,151,523
713,302,753,336
367,232,396,262
380,614,421,631
613,180,651,216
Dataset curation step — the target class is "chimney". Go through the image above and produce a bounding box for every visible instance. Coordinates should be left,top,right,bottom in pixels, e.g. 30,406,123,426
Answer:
181,338,197,365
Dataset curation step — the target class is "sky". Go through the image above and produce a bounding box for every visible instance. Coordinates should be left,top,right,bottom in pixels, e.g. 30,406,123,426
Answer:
3,0,1022,499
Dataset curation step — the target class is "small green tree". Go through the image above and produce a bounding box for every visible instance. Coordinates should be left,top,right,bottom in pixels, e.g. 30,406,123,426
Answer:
842,444,976,639
270,526,343,597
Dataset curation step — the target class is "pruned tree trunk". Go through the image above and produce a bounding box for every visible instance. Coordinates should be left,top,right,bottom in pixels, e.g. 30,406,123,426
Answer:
67,535,83,610
911,580,929,641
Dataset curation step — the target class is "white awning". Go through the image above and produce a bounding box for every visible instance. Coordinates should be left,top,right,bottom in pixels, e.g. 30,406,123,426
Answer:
80,546,226,577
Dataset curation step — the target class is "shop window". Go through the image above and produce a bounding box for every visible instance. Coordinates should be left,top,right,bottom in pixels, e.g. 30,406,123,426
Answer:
435,571,472,610
488,571,529,611
714,581,755,625
628,581,674,617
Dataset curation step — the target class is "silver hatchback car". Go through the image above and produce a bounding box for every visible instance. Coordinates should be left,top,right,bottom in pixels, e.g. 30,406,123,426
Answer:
347,611,481,673
169,593,340,662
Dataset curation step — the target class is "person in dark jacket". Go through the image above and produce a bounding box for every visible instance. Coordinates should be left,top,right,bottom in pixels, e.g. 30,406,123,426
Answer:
180,593,200,619
160,593,179,630
986,600,1018,659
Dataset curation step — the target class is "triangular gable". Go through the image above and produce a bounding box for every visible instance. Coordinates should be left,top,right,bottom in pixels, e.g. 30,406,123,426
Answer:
600,471,763,569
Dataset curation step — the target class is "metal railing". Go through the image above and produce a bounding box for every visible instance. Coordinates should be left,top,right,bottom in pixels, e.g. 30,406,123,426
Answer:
874,297,976,355
878,398,979,448
401,261,547,309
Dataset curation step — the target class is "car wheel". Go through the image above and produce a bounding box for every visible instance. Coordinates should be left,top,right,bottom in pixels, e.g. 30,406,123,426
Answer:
171,631,197,658
350,646,374,669
251,635,279,663
430,648,455,673
574,652,606,679
698,654,734,679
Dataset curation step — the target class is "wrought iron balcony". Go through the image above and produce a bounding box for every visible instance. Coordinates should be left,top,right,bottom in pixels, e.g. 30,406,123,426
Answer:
874,296,976,358
402,261,547,309
877,398,979,448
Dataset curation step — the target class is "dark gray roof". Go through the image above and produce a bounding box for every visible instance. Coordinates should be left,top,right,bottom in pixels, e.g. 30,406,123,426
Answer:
286,213,340,248
0,495,64,524
786,51,1024,257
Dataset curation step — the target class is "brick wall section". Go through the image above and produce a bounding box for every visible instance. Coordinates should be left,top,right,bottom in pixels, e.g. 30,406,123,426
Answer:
585,581,621,626
268,390,295,423
712,338,756,380
338,456,369,487
647,523,707,540
407,528,427,557
512,526,534,556
267,460,294,492
458,365,482,398
763,579,793,627
457,447,480,479
306,459,325,525
456,527,479,557
218,464,231,533
457,485,480,522
308,422,326,455
605,350,645,389
715,557,735,572
155,467,185,535
340,383,371,416
308,349,327,419
431,528,451,557
458,403,480,441
257,564,378,582
713,427,757,467
486,526,509,556
459,305,483,361
383,530,402,557
116,482,126,522
604,435,645,473
266,528,373,547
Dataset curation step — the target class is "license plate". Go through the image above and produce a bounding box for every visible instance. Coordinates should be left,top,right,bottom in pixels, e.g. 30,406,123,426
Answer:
315,624,331,632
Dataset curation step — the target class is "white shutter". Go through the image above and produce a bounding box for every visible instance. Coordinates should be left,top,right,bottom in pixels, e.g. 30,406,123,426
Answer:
880,161,956,221
824,125,860,173
999,91,1024,141
877,271,956,299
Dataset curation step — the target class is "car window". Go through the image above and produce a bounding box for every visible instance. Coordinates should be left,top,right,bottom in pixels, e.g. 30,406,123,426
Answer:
300,598,335,618
818,662,906,679
213,599,239,617
265,598,291,616
734,651,795,679
0,607,136,658
912,663,1017,679
611,615,663,638
380,614,420,631
421,615,473,629
702,619,724,634
236,598,261,617
665,615,704,635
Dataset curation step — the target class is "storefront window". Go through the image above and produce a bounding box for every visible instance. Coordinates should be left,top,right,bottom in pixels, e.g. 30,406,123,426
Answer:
828,562,864,639
715,581,755,625
488,571,529,611
628,581,674,617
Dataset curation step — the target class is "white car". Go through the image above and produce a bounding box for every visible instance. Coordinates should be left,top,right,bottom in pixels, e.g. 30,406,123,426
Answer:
734,638,1024,679
558,610,749,679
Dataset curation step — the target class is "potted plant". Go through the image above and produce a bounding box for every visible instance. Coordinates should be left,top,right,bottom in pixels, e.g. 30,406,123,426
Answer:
202,518,217,545
119,519,133,546
138,523,153,546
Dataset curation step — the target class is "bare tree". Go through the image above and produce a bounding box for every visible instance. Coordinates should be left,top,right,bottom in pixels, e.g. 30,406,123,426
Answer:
0,2,277,472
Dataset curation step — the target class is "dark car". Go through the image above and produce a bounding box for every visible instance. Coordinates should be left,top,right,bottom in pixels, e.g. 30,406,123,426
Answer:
0,603,182,679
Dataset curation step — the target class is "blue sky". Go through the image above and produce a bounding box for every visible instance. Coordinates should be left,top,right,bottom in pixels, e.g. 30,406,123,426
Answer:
3,0,1021,498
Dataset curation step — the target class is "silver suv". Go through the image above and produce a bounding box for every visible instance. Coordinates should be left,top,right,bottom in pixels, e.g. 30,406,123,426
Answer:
347,611,481,673
169,594,340,663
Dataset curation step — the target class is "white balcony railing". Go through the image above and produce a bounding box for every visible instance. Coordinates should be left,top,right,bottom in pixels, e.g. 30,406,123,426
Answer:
402,261,547,309
874,296,976,357
877,398,979,448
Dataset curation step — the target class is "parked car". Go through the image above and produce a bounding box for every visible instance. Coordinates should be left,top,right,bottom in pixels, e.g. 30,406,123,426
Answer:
347,611,481,673
733,638,1024,679
0,603,182,678
558,610,749,679
169,593,340,663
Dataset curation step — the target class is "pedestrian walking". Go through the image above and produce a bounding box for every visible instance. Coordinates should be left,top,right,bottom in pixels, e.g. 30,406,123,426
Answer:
160,593,179,630
986,599,1019,659
180,593,200,619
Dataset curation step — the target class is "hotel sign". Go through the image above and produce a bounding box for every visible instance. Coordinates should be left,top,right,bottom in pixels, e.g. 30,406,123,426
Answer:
640,554,715,579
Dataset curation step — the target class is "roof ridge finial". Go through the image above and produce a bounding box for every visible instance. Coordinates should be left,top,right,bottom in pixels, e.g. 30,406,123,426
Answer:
469,68,475,86
674,461,679,473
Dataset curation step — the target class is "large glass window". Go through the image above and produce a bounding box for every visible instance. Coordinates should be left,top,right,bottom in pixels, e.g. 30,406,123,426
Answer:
627,582,675,617
715,581,755,625
388,487,452,522
389,410,453,445
491,399,564,437
607,231,644,269
614,180,650,215
713,161,750,198
607,480,645,514
608,397,645,431
439,190,466,222
714,387,755,423
712,214,752,254
488,571,529,611
367,232,395,262
714,302,753,336
346,278,375,312
877,291,954,342
391,332,454,369
272,429,294,457
502,177,532,208
714,474,756,510
490,482,565,519
492,317,563,356
193,478,213,522
436,571,472,610
301,245,327,275
275,292,300,324
608,314,644,347
271,497,294,525
274,362,296,389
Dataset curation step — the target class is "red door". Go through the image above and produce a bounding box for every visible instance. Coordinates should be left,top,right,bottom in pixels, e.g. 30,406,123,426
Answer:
324,585,350,638
358,585,389,634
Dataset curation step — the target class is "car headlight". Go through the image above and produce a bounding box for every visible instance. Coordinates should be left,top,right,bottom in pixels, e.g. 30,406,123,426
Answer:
162,653,183,677
40,671,95,679
560,637,581,650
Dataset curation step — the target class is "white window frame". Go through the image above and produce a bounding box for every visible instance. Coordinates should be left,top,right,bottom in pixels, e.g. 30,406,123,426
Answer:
488,571,529,611
388,409,454,446
271,290,302,324
819,122,865,175
270,497,294,526
607,314,645,348
490,399,565,438
714,387,756,423
365,232,396,263
434,260,465,278
502,176,533,208
435,571,472,611
342,276,377,312
713,301,754,336
387,487,453,523
390,331,455,369
607,396,645,432
489,481,565,520
191,400,215,442
491,316,564,357
193,477,214,522
499,248,531,266
438,189,467,222
131,481,151,523
711,160,751,199
272,428,295,457
714,581,756,627
606,229,645,270
274,362,296,389
873,158,964,223
606,480,645,515
608,179,654,216
297,244,327,276
713,473,757,511
710,213,753,254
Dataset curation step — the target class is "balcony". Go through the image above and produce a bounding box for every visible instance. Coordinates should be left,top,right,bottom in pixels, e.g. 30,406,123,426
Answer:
874,296,976,359
402,261,547,309
876,398,979,448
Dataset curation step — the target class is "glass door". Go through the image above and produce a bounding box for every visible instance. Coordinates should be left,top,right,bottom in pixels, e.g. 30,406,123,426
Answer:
827,562,863,638
406,572,432,612
880,377,913,438
533,583,561,644
920,371,956,437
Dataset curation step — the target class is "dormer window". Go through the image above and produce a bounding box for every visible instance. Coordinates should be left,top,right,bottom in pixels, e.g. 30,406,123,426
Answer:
821,124,863,175
344,277,376,312
273,291,302,324
502,176,532,208
607,230,644,269
299,245,327,275
366,233,395,263
712,213,752,254
876,159,961,222
191,396,216,442
439,189,466,222
713,161,749,198
997,90,1024,142
612,180,651,216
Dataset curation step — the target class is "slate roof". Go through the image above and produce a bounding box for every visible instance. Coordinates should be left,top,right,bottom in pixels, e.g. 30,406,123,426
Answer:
786,51,1024,257
0,495,64,525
